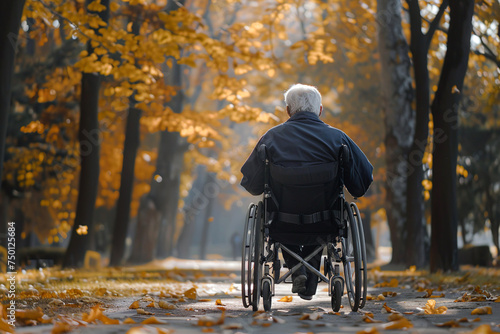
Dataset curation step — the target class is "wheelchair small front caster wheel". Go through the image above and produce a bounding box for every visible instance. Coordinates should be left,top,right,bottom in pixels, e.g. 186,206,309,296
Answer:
262,280,272,311
331,279,342,312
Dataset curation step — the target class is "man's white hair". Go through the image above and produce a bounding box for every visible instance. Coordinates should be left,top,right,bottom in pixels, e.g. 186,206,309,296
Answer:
284,84,322,116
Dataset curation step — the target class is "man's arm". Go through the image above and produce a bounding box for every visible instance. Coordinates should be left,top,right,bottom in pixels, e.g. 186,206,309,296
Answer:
342,134,373,198
240,140,265,196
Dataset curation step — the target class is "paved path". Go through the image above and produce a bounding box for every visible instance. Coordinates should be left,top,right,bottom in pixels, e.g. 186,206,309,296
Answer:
15,272,500,334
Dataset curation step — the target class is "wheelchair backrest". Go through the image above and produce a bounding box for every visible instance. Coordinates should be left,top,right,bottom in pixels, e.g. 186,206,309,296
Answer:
268,161,341,215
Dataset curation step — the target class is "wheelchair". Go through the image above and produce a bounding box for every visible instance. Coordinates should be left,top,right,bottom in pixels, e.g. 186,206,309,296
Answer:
241,144,367,312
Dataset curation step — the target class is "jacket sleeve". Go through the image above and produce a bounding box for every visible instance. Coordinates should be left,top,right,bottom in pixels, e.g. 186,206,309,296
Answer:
342,134,373,198
240,139,265,196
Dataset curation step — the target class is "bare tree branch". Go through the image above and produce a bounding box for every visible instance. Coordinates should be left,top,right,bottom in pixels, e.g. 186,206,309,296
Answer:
426,0,449,49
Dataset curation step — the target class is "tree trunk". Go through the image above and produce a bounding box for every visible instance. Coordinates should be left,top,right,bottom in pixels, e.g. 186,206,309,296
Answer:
0,0,25,183
109,107,142,266
63,0,110,268
176,165,208,259
361,210,376,263
404,0,443,269
109,17,142,266
376,0,415,265
430,0,474,273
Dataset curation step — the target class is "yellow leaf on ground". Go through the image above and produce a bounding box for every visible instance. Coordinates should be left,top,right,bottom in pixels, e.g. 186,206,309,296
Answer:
471,306,492,315
363,315,382,323
421,300,447,315
141,316,166,324
357,327,381,334
129,301,141,309
382,317,414,330
16,307,44,320
215,299,225,306
278,296,293,302
158,301,177,310
184,287,197,300
51,321,73,334
374,278,398,288
137,308,154,315
387,313,404,321
466,324,499,334
123,318,136,324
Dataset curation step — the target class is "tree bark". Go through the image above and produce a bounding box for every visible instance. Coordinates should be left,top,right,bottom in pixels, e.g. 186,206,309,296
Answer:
63,0,110,268
109,16,142,267
109,107,141,266
430,0,474,273
0,0,25,183
376,0,415,265
404,0,448,269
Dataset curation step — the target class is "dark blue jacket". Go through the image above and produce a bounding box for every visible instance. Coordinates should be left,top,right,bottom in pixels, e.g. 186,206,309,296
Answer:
241,112,373,197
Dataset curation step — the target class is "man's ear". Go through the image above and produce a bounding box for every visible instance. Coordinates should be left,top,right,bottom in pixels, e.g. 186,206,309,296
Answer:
319,105,323,117
286,105,291,117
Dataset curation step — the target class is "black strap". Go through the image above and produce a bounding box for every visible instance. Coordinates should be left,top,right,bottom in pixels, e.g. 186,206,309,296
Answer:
276,210,340,225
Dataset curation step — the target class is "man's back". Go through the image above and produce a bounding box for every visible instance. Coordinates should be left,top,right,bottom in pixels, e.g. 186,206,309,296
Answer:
241,111,373,198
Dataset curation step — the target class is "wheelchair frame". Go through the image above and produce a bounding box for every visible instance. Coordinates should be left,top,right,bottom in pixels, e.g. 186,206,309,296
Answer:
241,145,368,312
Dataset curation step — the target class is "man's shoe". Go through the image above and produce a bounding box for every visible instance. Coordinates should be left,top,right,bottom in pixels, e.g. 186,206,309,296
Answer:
298,293,313,300
291,275,307,294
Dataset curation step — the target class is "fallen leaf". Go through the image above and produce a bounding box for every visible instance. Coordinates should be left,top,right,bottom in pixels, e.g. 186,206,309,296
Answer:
466,324,499,334
16,307,44,320
137,309,154,315
129,301,141,309
471,306,492,315
184,287,198,300
387,313,404,321
382,291,398,297
51,321,73,334
278,296,293,302
201,328,214,333
356,327,381,334
363,315,382,323
374,278,399,288
215,299,225,306
420,299,447,315
123,318,136,324
435,320,463,328
197,312,225,326
48,299,65,307
198,299,212,302
299,312,322,321
381,303,398,314
382,317,414,330
222,323,243,329
158,301,177,310
141,316,166,324
376,294,385,301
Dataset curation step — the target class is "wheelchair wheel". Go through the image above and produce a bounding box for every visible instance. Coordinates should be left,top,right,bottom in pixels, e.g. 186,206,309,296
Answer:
262,280,272,311
251,201,264,311
331,279,342,312
241,203,256,308
342,201,362,311
351,203,367,309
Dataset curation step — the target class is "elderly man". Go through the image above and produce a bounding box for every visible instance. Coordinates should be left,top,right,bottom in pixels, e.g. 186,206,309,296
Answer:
240,84,373,300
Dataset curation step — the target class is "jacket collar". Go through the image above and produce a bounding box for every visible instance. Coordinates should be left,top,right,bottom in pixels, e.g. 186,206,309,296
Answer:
286,111,322,123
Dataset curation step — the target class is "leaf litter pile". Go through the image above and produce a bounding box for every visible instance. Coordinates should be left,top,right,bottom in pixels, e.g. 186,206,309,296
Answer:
1,264,500,333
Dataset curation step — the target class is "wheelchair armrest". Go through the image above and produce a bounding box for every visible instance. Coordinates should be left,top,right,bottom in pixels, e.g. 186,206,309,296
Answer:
258,144,268,162
340,144,350,170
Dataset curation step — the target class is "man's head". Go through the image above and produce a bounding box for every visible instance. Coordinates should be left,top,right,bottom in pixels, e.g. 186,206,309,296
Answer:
284,84,323,117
